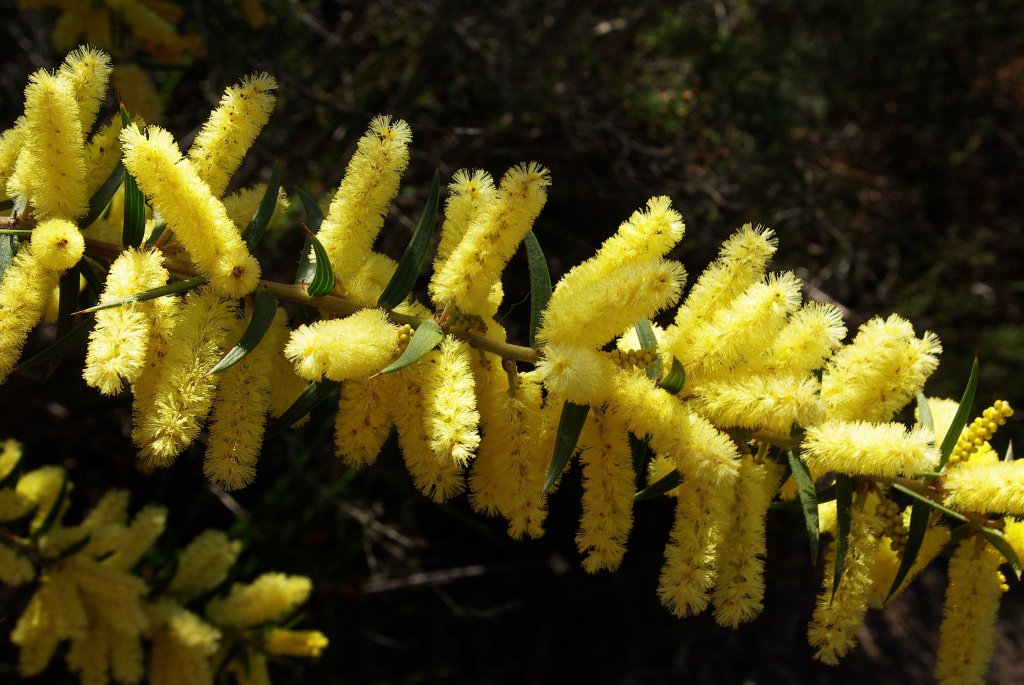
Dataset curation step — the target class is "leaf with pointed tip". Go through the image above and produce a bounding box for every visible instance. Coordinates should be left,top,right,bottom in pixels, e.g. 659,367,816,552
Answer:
380,320,443,375
936,357,979,473
294,187,325,286
29,477,68,542
16,317,95,371
378,169,440,309
886,494,929,601
0,233,17,283
304,227,334,298
76,275,207,314
634,317,662,380
47,264,81,377
979,526,1023,579
146,222,166,246
831,473,853,601
788,449,821,564
265,379,341,437
120,105,146,248
240,162,280,253
524,230,551,348
634,469,680,501
658,357,686,395
916,392,934,433
79,162,124,230
206,290,277,376
629,432,649,487
1007,441,1015,461
543,401,590,493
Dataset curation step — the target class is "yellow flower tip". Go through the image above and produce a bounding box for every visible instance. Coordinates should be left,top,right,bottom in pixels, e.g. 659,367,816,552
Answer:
943,460,1024,515
284,309,398,381
30,218,84,272
264,628,329,657
537,341,615,405
205,573,312,628
802,420,938,478
423,338,481,466
211,250,261,298
204,459,257,491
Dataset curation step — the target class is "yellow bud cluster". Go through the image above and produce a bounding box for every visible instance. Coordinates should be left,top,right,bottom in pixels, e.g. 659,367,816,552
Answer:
606,346,658,371
948,400,1014,465
443,310,488,336
875,498,909,553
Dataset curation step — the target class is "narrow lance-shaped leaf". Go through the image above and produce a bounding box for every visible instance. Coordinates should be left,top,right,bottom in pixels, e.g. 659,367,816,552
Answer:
15,317,96,371
265,379,342,437
769,484,837,510
119,100,146,248
831,473,853,602
634,470,680,501
76,275,208,315
303,224,334,298
890,483,968,523
47,264,81,377
916,392,934,433
79,257,106,299
240,161,280,253
936,356,979,473
206,290,277,376
658,357,686,395
886,485,955,601
634,317,661,380
1006,441,1015,462
378,168,440,309
29,477,68,543
0,233,17,283
524,230,551,348
542,401,590,493
78,162,124,230
378,320,443,375
293,187,324,286
788,449,821,565
629,432,649,487
978,526,1023,579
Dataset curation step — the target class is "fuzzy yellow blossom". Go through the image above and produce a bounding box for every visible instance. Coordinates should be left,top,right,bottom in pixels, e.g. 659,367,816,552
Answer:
693,373,826,433
82,114,122,199
0,118,26,200
167,530,243,603
868,517,950,609
335,376,394,466
205,572,312,628
222,182,290,231
204,311,274,490
537,340,617,405
807,504,883,665
104,503,167,572
422,337,481,466
264,628,330,657
10,562,89,676
432,169,496,277
30,217,84,271
84,247,169,395
934,539,1004,685
130,294,179,435
646,453,681,496
712,457,785,627
16,466,69,533
315,116,412,283
755,302,847,374
58,45,112,135
132,287,235,465
576,407,635,573
0,438,22,480
432,162,551,313
802,420,939,478
822,315,941,422
112,62,164,125
146,598,221,685
285,308,398,381
943,460,1024,514
0,247,60,382
22,68,88,220
120,123,261,297
188,74,277,197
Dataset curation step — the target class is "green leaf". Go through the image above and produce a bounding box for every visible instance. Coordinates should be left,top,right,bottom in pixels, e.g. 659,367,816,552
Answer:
0,233,18,283
634,317,662,380
524,230,552,348
634,469,681,501
658,357,686,395
1006,441,1015,462
29,477,68,542
890,482,969,522
886,492,931,600
769,484,837,510
379,320,443,375
120,104,146,248
206,290,277,376
788,449,821,565
240,162,280,253
542,401,590,493
265,379,341,437
378,169,440,309
947,523,974,546
47,264,81,377
303,226,334,298
978,526,1023,579
55,533,93,560
936,356,979,473
293,187,324,286
916,392,934,433
831,473,853,601
76,275,207,314
79,162,124,230
16,317,95,371
629,432,649,487
79,257,106,297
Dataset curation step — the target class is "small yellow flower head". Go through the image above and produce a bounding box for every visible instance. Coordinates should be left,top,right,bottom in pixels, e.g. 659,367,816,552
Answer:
205,572,312,629
112,62,164,125
0,246,61,383
757,302,847,374
58,45,112,135
934,538,1004,685
167,529,243,604
30,217,84,272
693,372,826,433
188,73,278,197
0,438,23,481
596,195,686,266
431,168,496,277
943,460,1024,515
264,628,330,657
317,116,412,283
802,420,939,478
422,337,481,466
807,504,884,665
431,162,551,313
120,123,261,297
146,598,221,685
285,308,399,381
335,376,394,466
103,503,168,572
536,341,617,405
0,541,35,585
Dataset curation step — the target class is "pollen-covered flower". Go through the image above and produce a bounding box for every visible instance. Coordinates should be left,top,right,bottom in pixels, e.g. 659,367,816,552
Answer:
943,460,1024,515
536,341,616,405
693,372,826,433
422,337,481,466
285,308,398,381
30,217,84,272
205,573,312,629
166,530,243,604
802,420,939,478
264,628,329,657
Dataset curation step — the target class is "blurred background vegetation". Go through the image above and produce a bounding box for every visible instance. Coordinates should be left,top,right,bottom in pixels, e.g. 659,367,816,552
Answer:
3,0,1024,683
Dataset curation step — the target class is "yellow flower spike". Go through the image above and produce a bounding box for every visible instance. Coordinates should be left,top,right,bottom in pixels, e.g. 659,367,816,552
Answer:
167,530,243,604
84,247,169,395
30,217,84,272
496,378,547,539
536,340,617,405
943,460,1024,515
264,628,330,657
712,456,785,627
285,308,399,382
188,74,278,198
430,168,496,282
205,572,312,629
431,162,551,313
422,337,481,466
755,302,847,375
693,372,827,434
0,438,23,481
204,311,275,491
132,286,235,466
82,114,122,200
335,376,395,466
222,182,290,232
0,117,26,200
807,504,883,665
146,598,221,685
316,116,412,284
11,563,89,677
120,123,261,298
130,293,180,430
802,420,939,478
103,503,168,572
576,406,635,573
58,45,112,135
0,246,60,378
467,358,521,518
934,538,1004,685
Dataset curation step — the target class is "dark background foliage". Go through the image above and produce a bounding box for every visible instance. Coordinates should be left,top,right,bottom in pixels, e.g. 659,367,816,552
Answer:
3,0,1024,683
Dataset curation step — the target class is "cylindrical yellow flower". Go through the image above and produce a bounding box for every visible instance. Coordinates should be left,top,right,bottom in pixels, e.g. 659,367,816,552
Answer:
30,217,84,272
943,460,1024,515
802,420,939,478
82,114,122,200
536,341,617,405
421,337,480,466
755,302,847,375
693,372,826,433
103,503,167,572
431,169,495,281
167,530,243,604
467,358,518,517
205,573,312,629
120,124,261,297
264,628,329,657
10,563,88,677
146,598,221,685
335,376,394,466
284,308,399,381
15,465,69,534
58,45,112,135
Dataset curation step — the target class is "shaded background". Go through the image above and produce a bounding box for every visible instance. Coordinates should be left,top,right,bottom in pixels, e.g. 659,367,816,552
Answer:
2,0,1024,683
